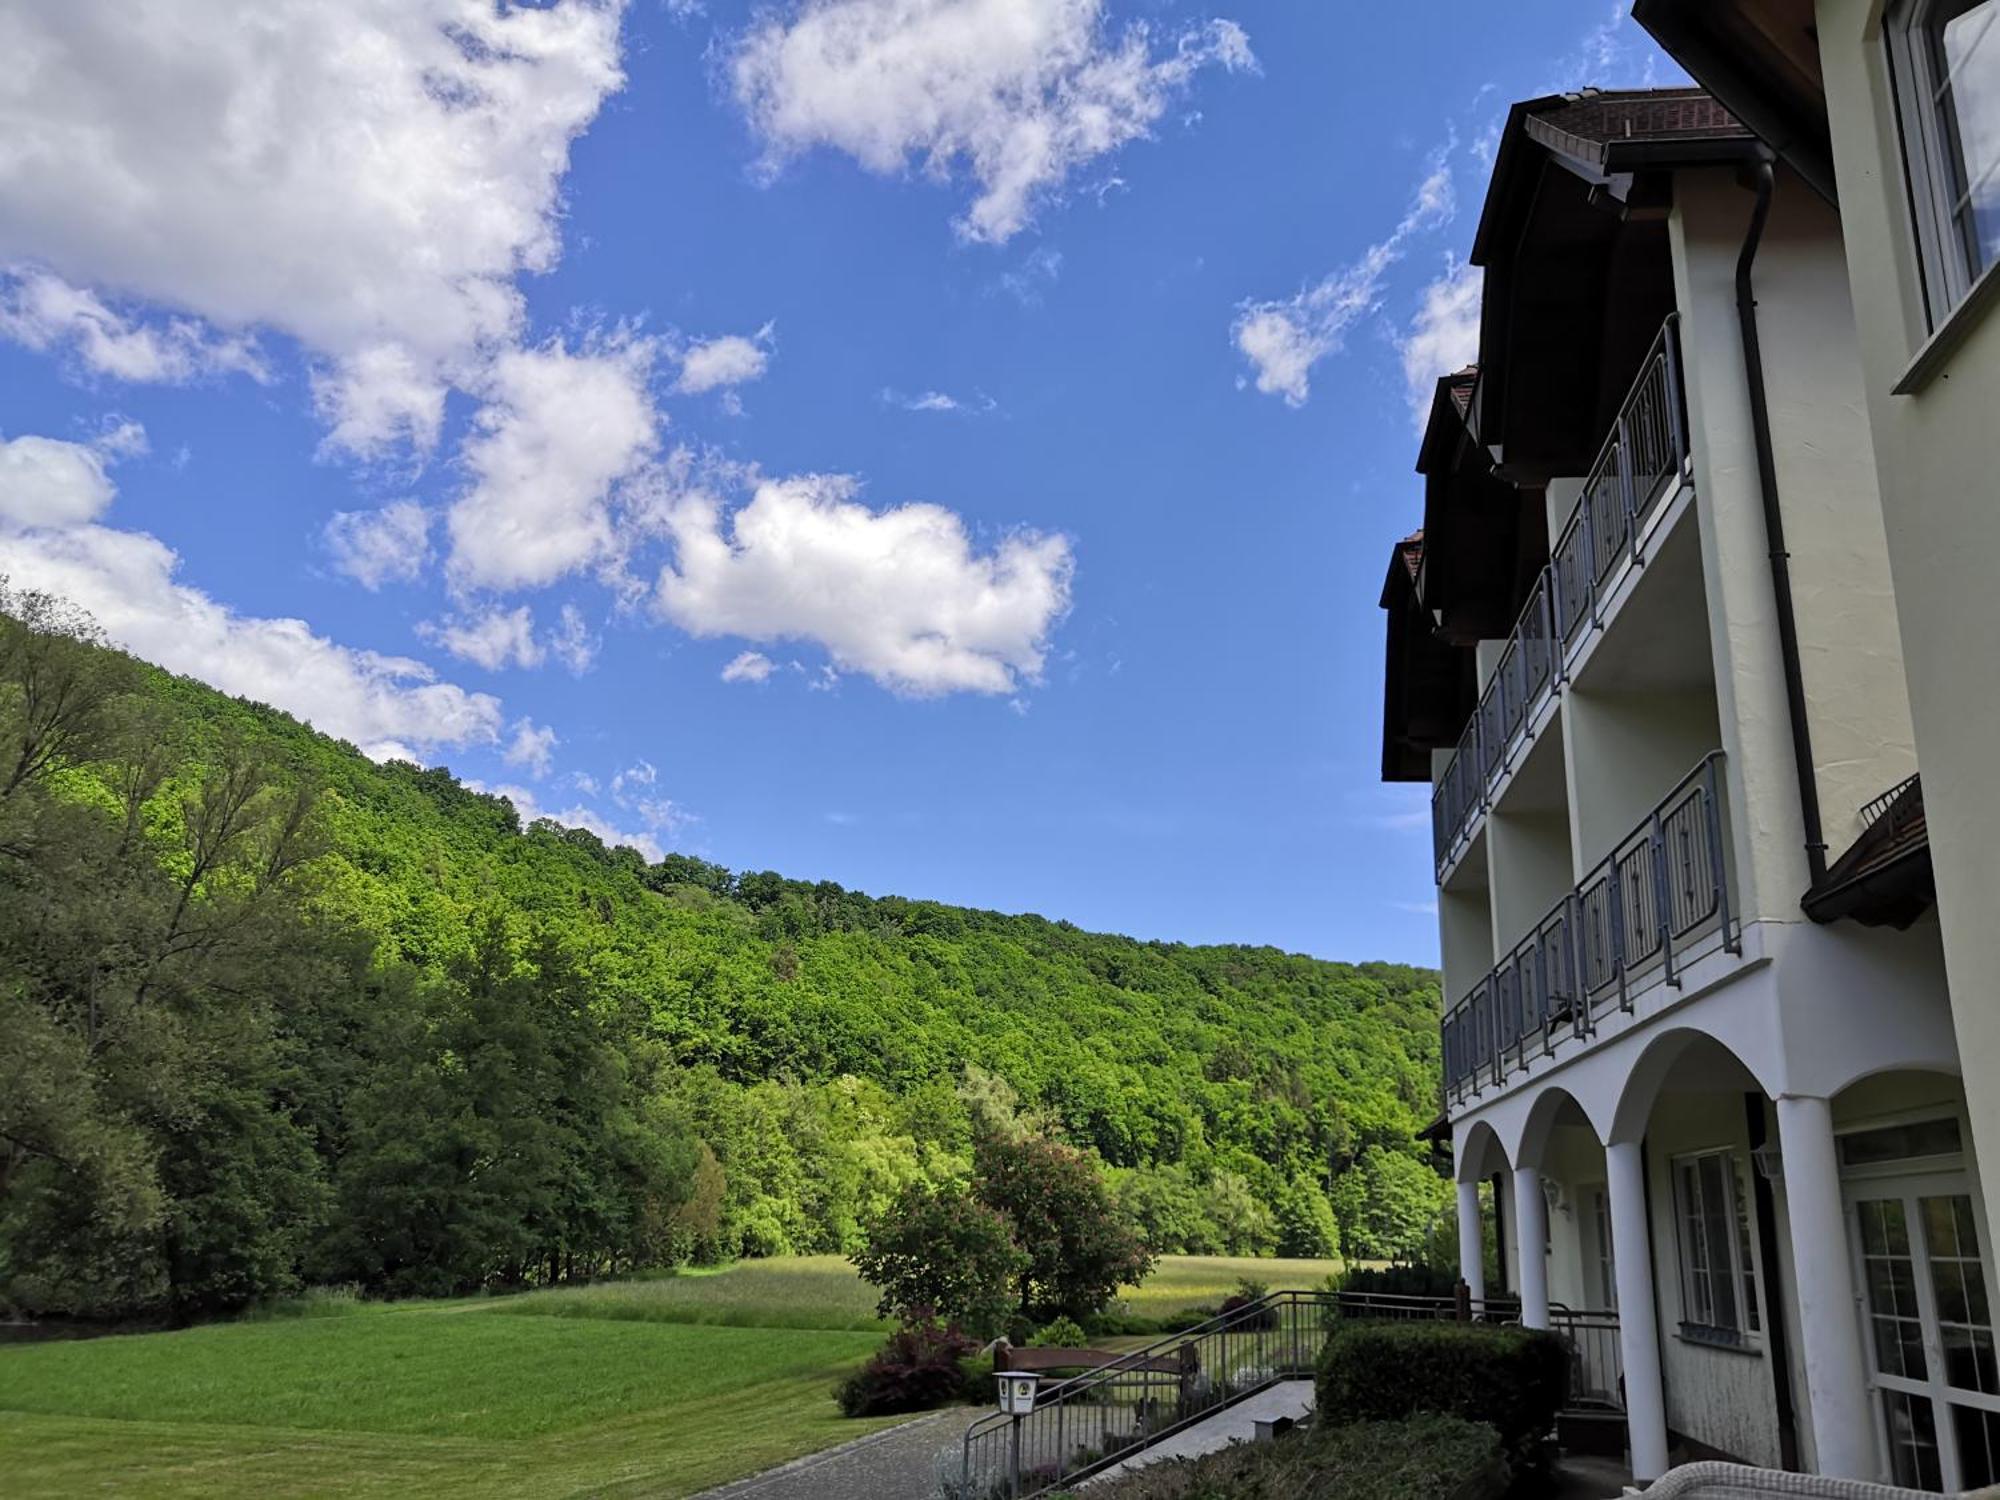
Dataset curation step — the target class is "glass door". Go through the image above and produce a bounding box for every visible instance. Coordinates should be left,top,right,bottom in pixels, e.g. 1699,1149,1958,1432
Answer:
1849,1181,2000,1490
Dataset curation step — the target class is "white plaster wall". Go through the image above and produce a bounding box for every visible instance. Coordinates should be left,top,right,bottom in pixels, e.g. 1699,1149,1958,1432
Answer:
1488,807,1573,949
1563,687,1723,872
1813,0,2000,1273
1440,873,1496,1004
1547,477,1587,544
1537,1124,1609,1312
1669,168,1916,925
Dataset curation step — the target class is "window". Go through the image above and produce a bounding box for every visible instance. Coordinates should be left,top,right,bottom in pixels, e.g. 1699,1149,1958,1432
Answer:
1673,1150,1762,1343
1889,0,2000,323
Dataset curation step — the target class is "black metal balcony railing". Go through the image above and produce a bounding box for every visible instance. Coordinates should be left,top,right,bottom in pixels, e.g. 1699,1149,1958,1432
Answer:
1440,752,1738,1102
1431,316,1691,878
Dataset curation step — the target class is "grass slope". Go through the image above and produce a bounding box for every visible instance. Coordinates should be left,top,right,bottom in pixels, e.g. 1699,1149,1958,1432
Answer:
0,1255,1347,1497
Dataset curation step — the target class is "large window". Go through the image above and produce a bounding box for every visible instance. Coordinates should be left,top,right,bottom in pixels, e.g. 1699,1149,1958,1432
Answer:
1673,1150,1762,1344
1890,0,2000,323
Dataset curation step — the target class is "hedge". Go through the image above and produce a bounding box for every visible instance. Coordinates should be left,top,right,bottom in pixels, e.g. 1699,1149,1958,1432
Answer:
1076,1414,1507,1500
1315,1321,1569,1465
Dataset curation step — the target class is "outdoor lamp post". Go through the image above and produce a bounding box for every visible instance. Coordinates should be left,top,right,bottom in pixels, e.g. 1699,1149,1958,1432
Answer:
995,1372,1040,1498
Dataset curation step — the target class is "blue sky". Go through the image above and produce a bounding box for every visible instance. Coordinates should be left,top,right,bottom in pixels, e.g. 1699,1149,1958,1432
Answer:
0,1,1675,964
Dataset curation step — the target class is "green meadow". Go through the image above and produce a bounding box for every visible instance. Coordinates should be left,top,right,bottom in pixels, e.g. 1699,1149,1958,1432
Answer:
0,1254,1343,1498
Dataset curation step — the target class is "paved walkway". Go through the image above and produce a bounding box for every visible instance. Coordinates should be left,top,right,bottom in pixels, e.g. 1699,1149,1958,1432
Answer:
692,1406,983,1500
1080,1380,1315,1487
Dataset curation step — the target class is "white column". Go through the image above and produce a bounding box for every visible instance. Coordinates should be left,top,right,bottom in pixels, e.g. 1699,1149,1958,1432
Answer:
1607,1140,1670,1483
1457,1179,1486,1302
1777,1093,1874,1480
1513,1166,1550,1329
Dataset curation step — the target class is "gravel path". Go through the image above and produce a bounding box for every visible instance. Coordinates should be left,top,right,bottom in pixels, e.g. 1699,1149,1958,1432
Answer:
693,1407,982,1500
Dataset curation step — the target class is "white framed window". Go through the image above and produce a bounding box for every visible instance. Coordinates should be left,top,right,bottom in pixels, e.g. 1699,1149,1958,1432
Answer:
1673,1149,1762,1345
1888,0,2000,324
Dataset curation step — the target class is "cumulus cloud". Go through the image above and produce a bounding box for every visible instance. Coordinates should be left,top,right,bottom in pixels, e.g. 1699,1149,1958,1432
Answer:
720,649,775,683
446,335,662,592
1399,258,1483,429
550,603,600,675
0,432,118,530
503,717,559,779
731,0,1255,243
322,500,431,591
655,473,1072,696
0,272,267,385
676,328,773,396
3,525,502,762
0,0,627,453
419,604,545,672
1233,159,1454,407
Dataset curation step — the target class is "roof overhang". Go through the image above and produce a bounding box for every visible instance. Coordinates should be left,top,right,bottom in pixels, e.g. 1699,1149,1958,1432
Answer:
1631,0,1837,204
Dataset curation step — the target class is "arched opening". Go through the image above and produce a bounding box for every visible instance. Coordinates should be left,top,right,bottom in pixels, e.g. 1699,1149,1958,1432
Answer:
1609,1026,1794,1472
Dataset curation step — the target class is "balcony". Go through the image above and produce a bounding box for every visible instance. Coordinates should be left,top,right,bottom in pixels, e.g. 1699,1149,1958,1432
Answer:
1431,315,1692,879
1440,752,1739,1104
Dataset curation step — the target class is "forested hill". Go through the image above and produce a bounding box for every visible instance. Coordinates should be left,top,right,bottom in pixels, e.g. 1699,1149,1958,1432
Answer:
0,592,1444,1320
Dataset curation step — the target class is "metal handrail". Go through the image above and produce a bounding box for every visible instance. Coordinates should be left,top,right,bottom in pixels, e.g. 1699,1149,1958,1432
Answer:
1431,315,1691,879
1440,751,1738,1102
957,1290,1539,1500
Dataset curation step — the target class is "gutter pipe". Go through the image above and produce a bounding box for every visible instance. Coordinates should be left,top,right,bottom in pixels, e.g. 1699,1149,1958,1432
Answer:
1734,153,1830,889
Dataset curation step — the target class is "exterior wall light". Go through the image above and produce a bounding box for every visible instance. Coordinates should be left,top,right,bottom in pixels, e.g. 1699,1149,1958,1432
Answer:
1751,1143,1784,1183
996,1372,1040,1415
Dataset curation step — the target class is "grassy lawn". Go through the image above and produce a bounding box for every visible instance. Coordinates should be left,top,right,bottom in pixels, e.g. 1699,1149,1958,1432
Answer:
507,1253,888,1331
0,1254,1348,1497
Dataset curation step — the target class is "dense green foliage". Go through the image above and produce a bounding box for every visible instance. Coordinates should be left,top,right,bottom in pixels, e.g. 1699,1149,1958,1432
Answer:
972,1126,1154,1324
1075,1414,1509,1500
850,1181,1025,1336
0,588,1446,1321
1315,1322,1568,1481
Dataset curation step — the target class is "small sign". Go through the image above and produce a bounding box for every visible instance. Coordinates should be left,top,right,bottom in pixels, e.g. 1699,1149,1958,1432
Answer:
996,1372,1040,1414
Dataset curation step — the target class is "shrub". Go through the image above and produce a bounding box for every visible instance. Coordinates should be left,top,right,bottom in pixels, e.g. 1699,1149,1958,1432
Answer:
836,1319,981,1418
1081,1414,1507,1500
1315,1322,1567,1480
852,1182,1027,1340
974,1128,1154,1324
956,1351,995,1405
1333,1264,1459,1299
1028,1315,1089,1348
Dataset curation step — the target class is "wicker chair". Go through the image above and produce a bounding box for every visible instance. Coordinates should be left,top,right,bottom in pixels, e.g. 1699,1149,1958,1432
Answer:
1646,1462,2000,1499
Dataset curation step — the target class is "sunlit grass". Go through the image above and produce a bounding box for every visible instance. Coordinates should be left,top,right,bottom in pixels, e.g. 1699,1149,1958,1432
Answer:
503,1253,888,1331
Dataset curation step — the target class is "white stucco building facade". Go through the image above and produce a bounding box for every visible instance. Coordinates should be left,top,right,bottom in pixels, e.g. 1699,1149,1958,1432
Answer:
1380,81,1999,1491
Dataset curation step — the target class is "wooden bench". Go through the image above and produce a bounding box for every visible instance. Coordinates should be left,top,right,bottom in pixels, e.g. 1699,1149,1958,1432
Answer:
994,1345,1189,1376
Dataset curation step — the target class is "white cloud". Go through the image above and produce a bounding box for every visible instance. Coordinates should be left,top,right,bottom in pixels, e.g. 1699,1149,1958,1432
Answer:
0,0,627,454
92,417,149,461
0,271,267,385
731,0,1255,244
323,500,431,591
469,779,665,861
655,472,1072,696
881,387,995,414
676,329,773,395
0,433,117,530
551,603,600,675
1233,160,1454,407
419,604,545,672
446,335,662,592
996,246,1063,306
1399,258,1483,430
503,717,559,779
611,759,657,799
720,649,775,683
1,523,503,763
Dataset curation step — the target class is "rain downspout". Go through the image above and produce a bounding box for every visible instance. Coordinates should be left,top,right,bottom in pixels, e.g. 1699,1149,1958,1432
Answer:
1734,153,1829,889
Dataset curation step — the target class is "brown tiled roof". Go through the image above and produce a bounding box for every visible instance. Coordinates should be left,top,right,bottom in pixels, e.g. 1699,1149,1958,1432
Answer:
1444,367,1477,418
1803,774,1934,929
1532,87,1746,144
